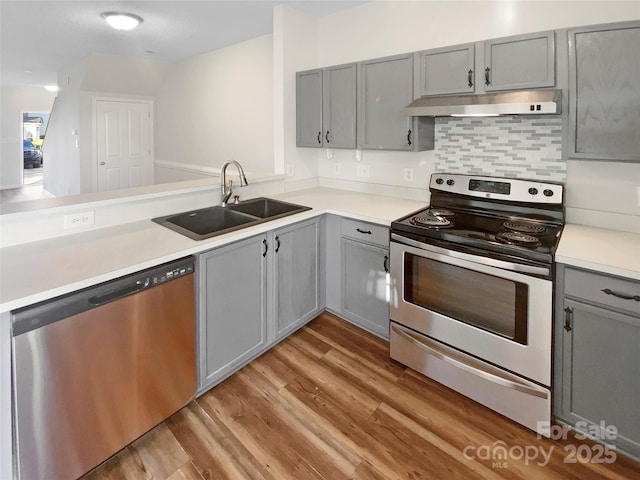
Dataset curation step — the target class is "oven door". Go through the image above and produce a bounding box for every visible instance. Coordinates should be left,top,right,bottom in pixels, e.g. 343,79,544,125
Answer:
390,234,552,386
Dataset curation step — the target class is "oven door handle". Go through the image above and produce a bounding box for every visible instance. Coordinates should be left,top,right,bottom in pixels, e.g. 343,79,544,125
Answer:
391,325,549,399
390,233,549,277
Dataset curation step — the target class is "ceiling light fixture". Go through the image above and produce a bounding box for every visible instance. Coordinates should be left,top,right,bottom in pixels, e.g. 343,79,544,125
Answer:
44,85,59,92
101,12,143,31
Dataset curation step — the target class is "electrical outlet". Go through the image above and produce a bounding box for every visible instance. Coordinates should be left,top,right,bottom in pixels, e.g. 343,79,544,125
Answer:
326,149,334,160
286,164,294,177
64,211,95,229
404,168,414,182
333,163,341,175
356,164,370,178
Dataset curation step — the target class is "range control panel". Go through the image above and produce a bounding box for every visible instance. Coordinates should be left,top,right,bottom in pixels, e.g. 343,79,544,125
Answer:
431,174,563,204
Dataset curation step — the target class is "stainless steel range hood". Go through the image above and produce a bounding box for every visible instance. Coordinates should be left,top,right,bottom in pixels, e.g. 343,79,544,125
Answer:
405,89,562,117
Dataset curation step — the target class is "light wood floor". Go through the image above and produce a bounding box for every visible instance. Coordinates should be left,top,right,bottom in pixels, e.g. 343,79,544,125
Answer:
0,168,48,204
82,312,640,480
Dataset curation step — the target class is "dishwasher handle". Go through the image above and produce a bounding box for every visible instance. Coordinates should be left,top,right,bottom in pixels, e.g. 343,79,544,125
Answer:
88,278,150,306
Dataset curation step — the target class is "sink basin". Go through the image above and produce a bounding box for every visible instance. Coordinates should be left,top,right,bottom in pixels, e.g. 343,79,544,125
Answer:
153,206,259,240
228,197,311,219
152,197,311,240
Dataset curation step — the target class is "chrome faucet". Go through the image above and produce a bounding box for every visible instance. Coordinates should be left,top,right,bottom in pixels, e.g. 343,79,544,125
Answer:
220,160,248,206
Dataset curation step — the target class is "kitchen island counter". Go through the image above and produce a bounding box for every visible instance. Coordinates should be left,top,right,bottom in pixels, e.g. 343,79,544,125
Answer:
556,224,640,280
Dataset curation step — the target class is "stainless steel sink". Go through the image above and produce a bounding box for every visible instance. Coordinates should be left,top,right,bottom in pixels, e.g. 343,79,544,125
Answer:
228,197,310,219
152,197,310,240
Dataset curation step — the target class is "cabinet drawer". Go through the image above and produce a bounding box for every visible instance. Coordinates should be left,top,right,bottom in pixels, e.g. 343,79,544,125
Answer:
340,218,388,247
564,267,640,316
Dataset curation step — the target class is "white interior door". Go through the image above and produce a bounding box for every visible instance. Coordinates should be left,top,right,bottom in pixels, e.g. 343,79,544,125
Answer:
96,100,153,192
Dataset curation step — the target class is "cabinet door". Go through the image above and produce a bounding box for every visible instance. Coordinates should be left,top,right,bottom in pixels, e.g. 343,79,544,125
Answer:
296,69,323,148
559,299,640,457
483,31,555,91
323,63,357,148
568,22,640,161
341,239,390,339
415,43,475,96
274,218,321,338
359,54,416,151
197,235,268,391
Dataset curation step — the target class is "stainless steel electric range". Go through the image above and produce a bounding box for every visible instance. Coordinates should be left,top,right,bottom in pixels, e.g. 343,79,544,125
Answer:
389,173,564,435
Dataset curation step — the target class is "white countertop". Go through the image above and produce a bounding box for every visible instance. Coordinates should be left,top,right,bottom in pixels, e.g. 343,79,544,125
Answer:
4,188,639,313
0,188,425,313
556,224,640,280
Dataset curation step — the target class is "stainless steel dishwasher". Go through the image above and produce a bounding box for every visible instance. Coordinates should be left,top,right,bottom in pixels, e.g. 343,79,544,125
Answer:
12,257,196,480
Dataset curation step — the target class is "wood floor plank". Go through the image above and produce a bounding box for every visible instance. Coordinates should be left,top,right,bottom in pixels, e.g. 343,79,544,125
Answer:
200,365,359,479
80,313,640,480
166,402,275,480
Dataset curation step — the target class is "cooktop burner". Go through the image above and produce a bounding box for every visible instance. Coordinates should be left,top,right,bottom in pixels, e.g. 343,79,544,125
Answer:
427,208,455,217
503,221,547,235
495,231,541,247
410,213,453,228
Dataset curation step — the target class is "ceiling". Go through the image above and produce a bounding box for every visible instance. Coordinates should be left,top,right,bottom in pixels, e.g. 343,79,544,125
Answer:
0,0,365,88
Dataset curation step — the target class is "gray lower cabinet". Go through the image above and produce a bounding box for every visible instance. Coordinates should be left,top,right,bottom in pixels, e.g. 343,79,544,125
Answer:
482,30,555,91
197,217,323,393
326,215,390,339
554,265,640,459
359,53,434,151
197,234,268,391
567,21,640,161
341,238,390,339
273,218,323,339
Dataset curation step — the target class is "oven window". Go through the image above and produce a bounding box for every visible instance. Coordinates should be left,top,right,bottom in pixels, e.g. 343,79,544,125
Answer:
404,254,528,344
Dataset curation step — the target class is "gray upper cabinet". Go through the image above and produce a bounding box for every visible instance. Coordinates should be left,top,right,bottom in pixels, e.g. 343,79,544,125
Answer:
359,53,434,151
323,64,357,148
483,31,555,91
296,69,323,147
296,64,356,149
568,21,640,161
273,217,323,339
415,43,476,96
197,234,268,392
554,265,640,459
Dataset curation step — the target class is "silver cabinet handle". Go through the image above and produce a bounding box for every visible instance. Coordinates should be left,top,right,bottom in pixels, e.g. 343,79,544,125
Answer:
392,325,548,399
484,67,491,86
601,288,640,301
467,69,473,88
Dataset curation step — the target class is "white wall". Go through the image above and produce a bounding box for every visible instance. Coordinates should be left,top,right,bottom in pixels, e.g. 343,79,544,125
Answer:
155,34,274,176
42,59,88,197
0,87,55,190
277,0,640,220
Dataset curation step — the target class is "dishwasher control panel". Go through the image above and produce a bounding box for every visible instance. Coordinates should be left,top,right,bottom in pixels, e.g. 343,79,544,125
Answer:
152,262,194,285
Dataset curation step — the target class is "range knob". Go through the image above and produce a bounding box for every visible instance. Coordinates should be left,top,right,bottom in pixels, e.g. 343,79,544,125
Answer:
528,187,539,195
435,177,444,185
543,189,554,197
446,179,455,186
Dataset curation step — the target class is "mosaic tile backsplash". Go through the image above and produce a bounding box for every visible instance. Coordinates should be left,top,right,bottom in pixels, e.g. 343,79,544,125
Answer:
434,116,565,182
